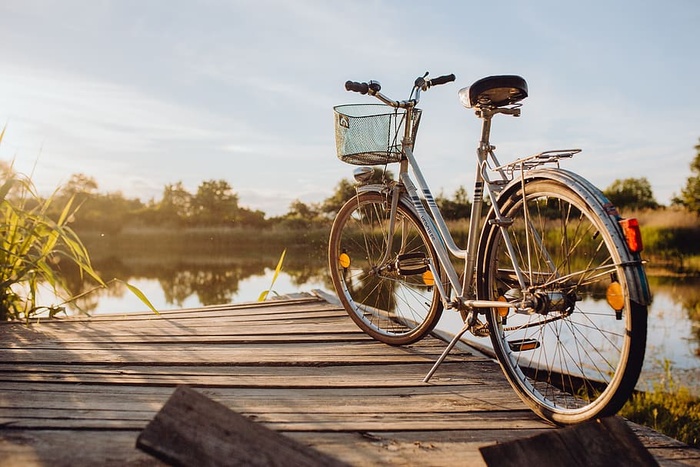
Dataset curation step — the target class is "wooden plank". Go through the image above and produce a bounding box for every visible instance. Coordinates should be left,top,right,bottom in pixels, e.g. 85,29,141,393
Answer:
0,333,370,347
479,416,660,467
4,410,547,431
0,381,523,408
0,341,476,365
0,360,496,387
0,430,165,467
0,388,526,416
0,297,341,325
135,385,349,467
0,313,358,340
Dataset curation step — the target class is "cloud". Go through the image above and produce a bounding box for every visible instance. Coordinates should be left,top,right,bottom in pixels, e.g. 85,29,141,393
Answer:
0,0,698,214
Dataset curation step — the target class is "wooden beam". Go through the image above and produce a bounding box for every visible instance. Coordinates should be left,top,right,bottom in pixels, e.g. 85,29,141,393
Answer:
479,416,660,467
136,385,348,467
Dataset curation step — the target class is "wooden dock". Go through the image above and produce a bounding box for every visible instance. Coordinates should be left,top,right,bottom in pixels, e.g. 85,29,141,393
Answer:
1,293,699,466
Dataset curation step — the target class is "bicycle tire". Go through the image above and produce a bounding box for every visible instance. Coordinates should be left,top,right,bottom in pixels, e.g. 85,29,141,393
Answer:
328,191,443,345
477,178,647,425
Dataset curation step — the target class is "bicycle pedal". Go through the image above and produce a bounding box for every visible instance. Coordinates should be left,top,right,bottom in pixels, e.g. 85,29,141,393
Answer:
487,217,513,227
507,338,540,352
469,319,490,337
396,253,428,275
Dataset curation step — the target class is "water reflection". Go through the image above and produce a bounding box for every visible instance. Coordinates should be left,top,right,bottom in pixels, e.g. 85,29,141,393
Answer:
59,247,331,313
637,276,700,395
650,276,700,353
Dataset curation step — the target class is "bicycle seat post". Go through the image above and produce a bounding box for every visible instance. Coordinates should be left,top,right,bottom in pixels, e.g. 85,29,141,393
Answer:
476,108,495,159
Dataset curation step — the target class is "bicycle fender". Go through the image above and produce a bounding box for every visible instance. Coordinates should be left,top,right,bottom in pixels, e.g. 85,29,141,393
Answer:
355,183,389,196
496,168,652,307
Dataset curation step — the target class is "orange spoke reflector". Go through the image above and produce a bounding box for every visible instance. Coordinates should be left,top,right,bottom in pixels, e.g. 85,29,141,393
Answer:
339,252,351,268
508,338,540,352
606,281,625,311
619,218,643,253
422,270,435,286
497,296,509,317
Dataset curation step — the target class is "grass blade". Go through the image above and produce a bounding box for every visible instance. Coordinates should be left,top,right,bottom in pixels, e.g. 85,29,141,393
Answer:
258,249,286,302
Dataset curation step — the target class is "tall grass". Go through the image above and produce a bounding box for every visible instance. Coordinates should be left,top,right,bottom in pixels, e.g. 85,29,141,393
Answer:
620,362,700,448
628,208,700,275
0,165,155,322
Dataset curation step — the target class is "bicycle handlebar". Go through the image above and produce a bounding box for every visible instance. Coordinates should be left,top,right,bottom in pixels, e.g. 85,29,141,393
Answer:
416,73,456,89
344,73,455,107
344,80,377,94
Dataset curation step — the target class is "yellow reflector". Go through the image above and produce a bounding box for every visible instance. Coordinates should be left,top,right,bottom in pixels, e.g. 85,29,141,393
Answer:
422,270,435,286
497,296,509,317
339,252,351,268
606,281,625,311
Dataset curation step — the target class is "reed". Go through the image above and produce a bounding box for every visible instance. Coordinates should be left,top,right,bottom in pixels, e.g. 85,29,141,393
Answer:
638,217,700,275
620,362,700,448
0,166,155,321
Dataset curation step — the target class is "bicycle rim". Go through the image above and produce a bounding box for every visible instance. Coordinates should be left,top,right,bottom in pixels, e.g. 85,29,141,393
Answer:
328,192,443,345
478,179,647,424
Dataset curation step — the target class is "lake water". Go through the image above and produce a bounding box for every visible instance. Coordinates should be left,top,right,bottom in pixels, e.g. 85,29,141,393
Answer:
55,253,700,397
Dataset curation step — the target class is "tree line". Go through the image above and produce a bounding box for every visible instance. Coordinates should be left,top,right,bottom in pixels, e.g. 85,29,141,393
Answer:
15,138,700,233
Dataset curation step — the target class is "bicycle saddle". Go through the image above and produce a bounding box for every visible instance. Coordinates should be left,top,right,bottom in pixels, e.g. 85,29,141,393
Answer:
460,75,528,108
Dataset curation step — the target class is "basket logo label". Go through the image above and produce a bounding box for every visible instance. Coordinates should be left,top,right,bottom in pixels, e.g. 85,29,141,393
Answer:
338,114,350,129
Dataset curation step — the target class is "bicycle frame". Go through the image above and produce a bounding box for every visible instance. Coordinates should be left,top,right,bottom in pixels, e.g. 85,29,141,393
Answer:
371,101,531,317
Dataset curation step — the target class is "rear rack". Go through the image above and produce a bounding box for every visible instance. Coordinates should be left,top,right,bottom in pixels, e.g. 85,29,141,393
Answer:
496,149,582,175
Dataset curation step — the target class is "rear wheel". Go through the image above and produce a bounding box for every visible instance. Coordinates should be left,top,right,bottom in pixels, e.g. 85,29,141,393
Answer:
328,192,443,345
478,179,647,424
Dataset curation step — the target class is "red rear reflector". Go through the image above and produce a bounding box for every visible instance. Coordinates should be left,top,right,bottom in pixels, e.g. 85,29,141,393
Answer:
619,218,643,253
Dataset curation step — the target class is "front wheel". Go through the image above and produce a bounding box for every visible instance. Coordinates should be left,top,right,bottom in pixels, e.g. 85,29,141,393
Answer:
328,192,443,345
478,179,647,425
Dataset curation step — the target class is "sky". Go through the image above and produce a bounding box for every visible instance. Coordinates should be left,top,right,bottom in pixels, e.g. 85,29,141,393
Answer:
1,0,698,216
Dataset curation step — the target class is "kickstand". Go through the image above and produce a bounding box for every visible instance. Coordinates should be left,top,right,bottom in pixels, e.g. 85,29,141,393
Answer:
423,320,471,383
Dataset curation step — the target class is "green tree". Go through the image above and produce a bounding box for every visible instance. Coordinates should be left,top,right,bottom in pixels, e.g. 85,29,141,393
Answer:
321,169,394,217
60,173,99,200
237,207,267,228
321,178,355,217
604,177,659,211
280,199,322,229
191,179,239,225
436,186,472,220
51,174,145,233
156,181,193,225
288,199,319,220
673,139,700,215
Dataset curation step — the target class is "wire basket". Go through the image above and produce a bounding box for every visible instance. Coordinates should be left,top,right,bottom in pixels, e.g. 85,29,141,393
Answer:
333,104,421,165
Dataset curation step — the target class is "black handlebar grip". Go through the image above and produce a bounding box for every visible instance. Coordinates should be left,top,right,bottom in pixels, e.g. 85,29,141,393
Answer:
345,80,369,94
428,74,456,87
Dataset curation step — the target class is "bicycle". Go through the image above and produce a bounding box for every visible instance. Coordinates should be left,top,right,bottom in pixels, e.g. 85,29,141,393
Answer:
328,72,651,425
